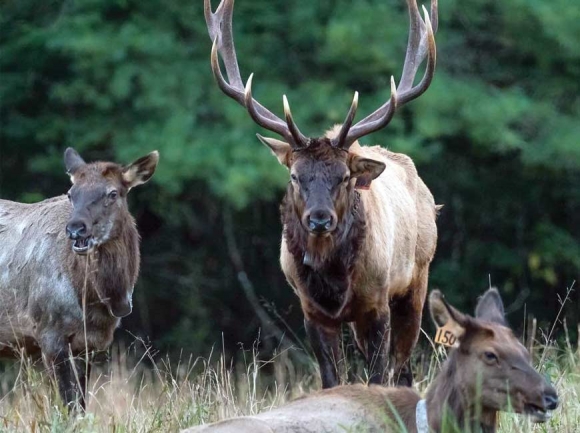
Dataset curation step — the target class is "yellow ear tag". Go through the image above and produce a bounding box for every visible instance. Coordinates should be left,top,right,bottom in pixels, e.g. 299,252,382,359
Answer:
435,323,459,347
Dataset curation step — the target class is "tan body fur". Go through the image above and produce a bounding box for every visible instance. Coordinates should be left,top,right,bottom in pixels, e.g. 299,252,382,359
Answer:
185,384,420,433
204,0,441,388
279,129,438,383
184,289,559,433
282,138,437,325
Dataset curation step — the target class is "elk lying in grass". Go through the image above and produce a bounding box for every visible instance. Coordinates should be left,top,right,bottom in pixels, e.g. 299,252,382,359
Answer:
184,288,559,433
0,148,158,409
205,0,440,387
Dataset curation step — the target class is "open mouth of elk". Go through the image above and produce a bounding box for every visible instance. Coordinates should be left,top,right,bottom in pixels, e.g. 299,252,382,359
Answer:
72,237,94,254
524,403,552,423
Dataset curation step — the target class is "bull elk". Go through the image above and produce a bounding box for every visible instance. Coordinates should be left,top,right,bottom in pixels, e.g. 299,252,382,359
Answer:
205,0,439,386
184,288,559,433
0,148,159,409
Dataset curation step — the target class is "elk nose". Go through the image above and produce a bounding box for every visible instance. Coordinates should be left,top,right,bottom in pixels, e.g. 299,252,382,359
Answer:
308,211,333,233
66,221,87,240
542,390,559,410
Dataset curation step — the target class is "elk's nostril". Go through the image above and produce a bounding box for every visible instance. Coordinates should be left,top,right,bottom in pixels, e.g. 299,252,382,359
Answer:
66,222,87,240
543,392,559,410
308,215,332,233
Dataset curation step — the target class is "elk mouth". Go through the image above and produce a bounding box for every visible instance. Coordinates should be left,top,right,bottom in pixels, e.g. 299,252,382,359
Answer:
523,403,551,423
72,237,95,255
307,228,333,237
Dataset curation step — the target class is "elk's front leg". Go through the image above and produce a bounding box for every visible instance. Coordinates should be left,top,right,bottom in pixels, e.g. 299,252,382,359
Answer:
74,354,93,410
352,308,391,385
305,319,341,388
40,333,84,411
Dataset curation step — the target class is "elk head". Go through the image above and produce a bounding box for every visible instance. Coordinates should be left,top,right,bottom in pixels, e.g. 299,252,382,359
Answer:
205,0,437,237
429,288,559,423
64,148,159,255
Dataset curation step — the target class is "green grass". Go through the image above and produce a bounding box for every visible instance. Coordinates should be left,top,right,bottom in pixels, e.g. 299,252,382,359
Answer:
0,334,578,433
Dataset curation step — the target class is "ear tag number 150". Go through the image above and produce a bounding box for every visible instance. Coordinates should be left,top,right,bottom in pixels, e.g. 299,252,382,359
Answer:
435,324,458,347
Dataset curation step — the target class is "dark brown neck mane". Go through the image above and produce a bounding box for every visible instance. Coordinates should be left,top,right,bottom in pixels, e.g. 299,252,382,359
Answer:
69,209,140,320
281,188,365,317
426,350,498,433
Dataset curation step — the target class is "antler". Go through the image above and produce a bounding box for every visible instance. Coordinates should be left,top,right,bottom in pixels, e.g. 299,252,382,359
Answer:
333,0,438,149
204,0,308,148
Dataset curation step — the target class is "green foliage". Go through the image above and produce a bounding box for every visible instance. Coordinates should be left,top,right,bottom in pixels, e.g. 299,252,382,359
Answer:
1,0,579,355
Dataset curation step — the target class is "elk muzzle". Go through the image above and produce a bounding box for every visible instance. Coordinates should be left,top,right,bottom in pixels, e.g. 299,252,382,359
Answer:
303,208,337,235
542,386,559,411
522,374,559,422
66,217,94,255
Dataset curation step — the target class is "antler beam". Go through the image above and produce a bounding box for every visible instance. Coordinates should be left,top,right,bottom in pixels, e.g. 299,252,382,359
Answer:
334,0,438,149
205,0,308,148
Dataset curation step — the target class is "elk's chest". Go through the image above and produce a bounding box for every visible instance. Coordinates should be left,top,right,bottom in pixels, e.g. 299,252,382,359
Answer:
298,256,354,319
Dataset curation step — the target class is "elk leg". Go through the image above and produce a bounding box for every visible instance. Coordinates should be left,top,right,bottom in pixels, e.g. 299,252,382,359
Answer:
75,354,93,410
364,309,390,385
389,268,429,387
49,351,82,410
305,319,341,388
40,333,83,411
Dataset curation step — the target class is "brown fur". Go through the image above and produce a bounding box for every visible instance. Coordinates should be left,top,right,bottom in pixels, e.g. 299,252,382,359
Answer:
184,289,559,433
273,128,438,387
205,0,440,389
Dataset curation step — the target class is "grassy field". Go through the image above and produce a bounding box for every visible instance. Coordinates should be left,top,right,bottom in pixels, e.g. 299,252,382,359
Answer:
0,332,578,433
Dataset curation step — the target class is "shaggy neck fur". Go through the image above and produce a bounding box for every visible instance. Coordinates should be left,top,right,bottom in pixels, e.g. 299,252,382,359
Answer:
67,207,140,321
426,350,497,433
281,187,365,316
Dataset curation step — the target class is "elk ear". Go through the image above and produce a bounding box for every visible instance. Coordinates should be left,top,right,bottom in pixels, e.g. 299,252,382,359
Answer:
349,156,386,190
122,151,159,190
429,290,469,340
64,148,86,181
257,134,292,167
475,287,507,326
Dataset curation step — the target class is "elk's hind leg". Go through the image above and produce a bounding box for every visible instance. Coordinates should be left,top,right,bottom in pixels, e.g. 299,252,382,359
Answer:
389,267,429,387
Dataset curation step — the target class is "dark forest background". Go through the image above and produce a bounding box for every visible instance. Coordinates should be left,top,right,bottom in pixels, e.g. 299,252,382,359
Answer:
1,0,579,362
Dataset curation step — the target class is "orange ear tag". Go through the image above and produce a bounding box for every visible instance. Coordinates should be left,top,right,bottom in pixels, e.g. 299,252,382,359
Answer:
434,323,459,347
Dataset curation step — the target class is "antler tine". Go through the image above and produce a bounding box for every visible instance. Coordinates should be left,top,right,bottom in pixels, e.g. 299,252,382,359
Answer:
210,37,245,105
398,5,436,105
205,0,243,89
339,0,437,149
340,78,398,149
210,37,288,138
331,92,359,148
205,0,307,148
244,75,298,143
430,0,438,34
283,95,308,146
398,0,424,91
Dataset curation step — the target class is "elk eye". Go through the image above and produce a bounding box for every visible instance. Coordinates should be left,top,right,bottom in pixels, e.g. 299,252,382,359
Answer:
108,190,118,200
67,192,71,201
343,175,350,183
290,174,298,182
483,351,498,363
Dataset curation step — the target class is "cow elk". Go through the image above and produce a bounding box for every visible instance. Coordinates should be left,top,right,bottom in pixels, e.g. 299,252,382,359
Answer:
184,288,559,433
0,148,159,409
205,0,440,386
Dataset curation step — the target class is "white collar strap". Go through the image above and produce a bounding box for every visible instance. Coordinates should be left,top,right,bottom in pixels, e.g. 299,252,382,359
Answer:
415,399,429,433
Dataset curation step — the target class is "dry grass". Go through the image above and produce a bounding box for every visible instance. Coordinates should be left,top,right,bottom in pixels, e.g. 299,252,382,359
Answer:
0,330,578,433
